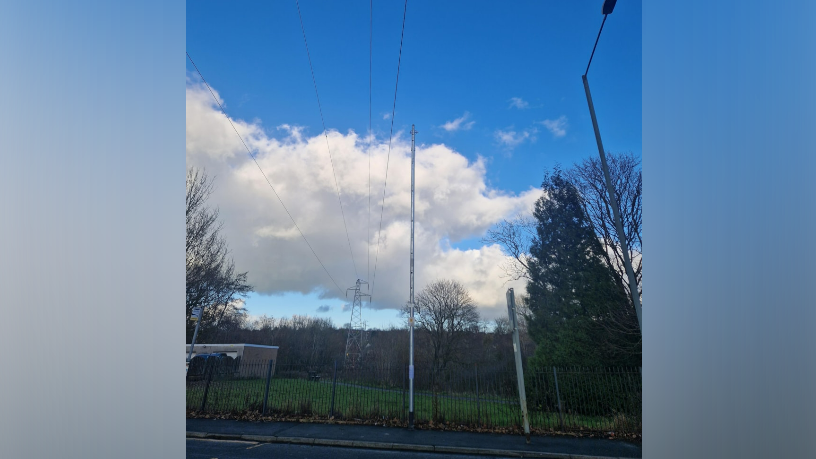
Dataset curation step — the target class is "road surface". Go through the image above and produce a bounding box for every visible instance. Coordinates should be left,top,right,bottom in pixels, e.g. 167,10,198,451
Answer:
187,438,517,459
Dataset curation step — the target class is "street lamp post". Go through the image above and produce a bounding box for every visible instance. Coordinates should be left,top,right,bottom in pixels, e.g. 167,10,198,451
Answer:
408,125,417,429
582,0,642,332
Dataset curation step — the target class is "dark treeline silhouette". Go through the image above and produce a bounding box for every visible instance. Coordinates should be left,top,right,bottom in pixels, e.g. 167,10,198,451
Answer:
205,309,535,371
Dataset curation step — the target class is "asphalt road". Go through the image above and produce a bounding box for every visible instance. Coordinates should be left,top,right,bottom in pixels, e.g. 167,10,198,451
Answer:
187,438,515,459
188,419,642,458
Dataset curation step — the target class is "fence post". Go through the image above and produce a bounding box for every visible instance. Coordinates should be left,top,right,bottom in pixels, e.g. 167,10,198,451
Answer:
262,359,274,415
475,363,481,426
402,363,407,421
199,361,215,412
330,360,338,418
506,288,531,442
553,366,564,431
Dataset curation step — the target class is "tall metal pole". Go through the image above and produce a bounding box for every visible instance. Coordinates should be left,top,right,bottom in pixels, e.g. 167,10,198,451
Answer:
408,124,417,429
187,306,204,363
506,288,530,442
582,74,642,332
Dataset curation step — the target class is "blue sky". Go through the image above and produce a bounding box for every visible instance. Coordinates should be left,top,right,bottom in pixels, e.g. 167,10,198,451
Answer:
186,1,642,328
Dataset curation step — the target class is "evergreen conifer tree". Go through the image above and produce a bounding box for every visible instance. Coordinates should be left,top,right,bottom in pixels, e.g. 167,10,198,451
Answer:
525,168,638,367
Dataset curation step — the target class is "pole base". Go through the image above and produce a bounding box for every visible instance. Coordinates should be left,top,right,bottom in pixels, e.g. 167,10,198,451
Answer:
408,411,414,430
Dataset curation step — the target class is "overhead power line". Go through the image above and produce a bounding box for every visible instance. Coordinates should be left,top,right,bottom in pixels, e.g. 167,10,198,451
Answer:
371,0,408,300
368,0,372,286
296,0,359,281
186,52,345,297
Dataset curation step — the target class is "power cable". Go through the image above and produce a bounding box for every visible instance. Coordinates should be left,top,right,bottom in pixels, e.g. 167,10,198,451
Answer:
371,0,408,300
296,0,360,281
186,52,345,297
367,0,372,286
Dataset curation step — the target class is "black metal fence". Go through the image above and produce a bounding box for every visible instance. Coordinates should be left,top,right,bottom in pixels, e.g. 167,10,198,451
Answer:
186,360,641,435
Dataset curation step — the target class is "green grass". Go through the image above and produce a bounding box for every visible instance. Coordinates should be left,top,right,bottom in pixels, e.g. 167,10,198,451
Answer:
186,376,640,433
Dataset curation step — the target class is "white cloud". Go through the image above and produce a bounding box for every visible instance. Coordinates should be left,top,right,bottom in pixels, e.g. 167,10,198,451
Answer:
187,83,540,319
494,127,538,149
541,116,568,138
441,112,475,132
508,97,529,109
382,113,390,120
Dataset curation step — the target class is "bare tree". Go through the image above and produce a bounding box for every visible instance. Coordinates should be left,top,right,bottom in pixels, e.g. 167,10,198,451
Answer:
484,153,641,302
484,156,642,362
210,298,248,342
482,214,537,281
186,167,252,342
402,279,480,375
401,279,479,422
306,317,335,366
492,317,511,335
565,152,642,302
564,153,642,359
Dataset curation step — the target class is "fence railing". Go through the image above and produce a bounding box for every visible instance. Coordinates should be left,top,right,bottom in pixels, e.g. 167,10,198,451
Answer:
186,360,641,435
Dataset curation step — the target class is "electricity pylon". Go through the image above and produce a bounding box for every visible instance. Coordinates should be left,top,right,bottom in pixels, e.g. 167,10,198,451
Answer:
344,279,370,369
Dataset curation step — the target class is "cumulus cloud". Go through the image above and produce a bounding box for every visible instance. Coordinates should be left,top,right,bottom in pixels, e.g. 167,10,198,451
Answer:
441,112,475,132
316,305,332,313
541,116,568,138
187,82,540,319
508,97,529,109
494,127,538,149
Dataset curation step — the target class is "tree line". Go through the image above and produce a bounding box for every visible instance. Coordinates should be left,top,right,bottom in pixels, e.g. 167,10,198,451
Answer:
186,151,642,371
209,286,535,374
